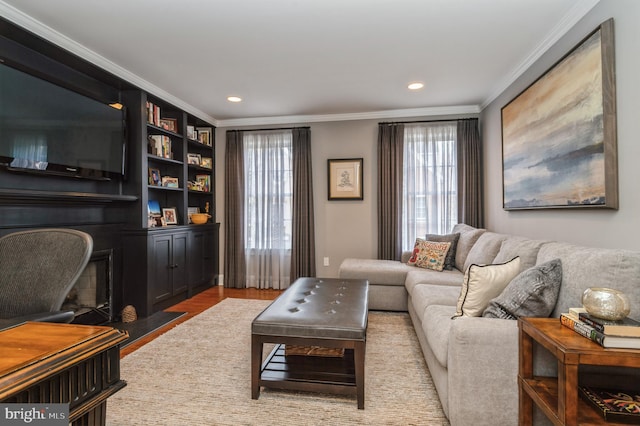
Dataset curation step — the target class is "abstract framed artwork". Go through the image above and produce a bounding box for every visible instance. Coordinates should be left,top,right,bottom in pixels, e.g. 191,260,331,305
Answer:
327,158,363,200
501,18,617,210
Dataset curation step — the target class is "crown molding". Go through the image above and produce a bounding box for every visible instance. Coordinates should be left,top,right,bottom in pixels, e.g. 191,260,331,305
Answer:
0,1,218,125
481,0,600,109
215,105,481,128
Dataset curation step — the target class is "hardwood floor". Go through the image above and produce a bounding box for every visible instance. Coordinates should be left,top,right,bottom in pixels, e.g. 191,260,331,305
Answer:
120,286,283,358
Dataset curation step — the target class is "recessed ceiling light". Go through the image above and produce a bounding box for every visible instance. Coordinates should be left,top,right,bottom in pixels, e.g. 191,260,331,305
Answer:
227,96,242,103
408,82,424,90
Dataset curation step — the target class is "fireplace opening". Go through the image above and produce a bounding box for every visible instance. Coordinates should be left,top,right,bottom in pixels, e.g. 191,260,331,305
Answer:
62,249,113,325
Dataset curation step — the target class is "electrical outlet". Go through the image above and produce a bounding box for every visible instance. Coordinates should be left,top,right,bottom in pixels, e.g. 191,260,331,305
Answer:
323,257,330,266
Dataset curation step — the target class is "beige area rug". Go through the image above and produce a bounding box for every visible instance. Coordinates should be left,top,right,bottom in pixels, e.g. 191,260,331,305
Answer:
106,298,449,425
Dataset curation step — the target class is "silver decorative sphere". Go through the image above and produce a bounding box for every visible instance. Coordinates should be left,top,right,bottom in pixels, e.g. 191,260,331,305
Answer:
582,287,631,321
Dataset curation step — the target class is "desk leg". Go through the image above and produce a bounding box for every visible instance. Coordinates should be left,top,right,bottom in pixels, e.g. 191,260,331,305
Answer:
519,328,534,426
251,334,262,400
354,340,366,409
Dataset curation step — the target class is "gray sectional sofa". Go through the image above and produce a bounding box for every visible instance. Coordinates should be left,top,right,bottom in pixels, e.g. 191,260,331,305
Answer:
339,223,640,426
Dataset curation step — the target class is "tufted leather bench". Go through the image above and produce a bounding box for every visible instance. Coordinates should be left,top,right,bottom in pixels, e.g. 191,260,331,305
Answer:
251,277,369,408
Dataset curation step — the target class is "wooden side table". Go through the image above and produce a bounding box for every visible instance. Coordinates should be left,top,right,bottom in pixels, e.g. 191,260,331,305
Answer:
518,317,640,426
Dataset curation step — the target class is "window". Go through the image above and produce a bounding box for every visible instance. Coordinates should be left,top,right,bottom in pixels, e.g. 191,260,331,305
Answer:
402,123,457,251
243,130,293,288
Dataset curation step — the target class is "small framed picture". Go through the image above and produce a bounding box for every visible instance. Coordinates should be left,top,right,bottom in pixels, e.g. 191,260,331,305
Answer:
148,168,161,186
187,125,196,140
147,200,161,216
162,207,178,225
196,127,212,146
187,206,200,223
161,176,179,188
200,157,212,169
328,158,363,200
187,153,201,165
159,118,178,133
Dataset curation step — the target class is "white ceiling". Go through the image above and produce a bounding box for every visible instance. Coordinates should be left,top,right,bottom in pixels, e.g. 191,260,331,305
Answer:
0,0,599,126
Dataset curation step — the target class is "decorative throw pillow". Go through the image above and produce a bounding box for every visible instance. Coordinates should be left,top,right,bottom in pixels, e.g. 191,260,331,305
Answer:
425,232,460,270
454,257,521,317
407,239,451,271
482,259,562,320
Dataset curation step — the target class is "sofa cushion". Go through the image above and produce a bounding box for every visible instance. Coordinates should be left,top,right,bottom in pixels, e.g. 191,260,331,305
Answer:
537,242,640,318
483,259,562,320
339,258,412,286
493,236,547,272
407,239,451,271
405,268,464,296
455,257,521,317
422,304,456,368
410,284,461,323
452,223,486,272
463,232,509,273
425,233,460,270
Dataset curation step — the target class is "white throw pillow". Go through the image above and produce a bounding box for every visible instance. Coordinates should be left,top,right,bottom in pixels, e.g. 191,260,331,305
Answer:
454,257,521,317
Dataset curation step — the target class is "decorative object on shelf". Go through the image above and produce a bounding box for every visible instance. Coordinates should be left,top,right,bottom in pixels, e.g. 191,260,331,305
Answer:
187,125,196,140
190,213,210,225
159,118,178,133
579,386,640,423
121,305,137,323
188,180,204,191
148,168,161,186
187,207,199,223
501,19,617,210
196,174,210,192
187,153,201,165
582,287,631,320
162,207,178,225
161,176,179,188
204,201,210,214
196,127,212,146
327,158,363,200
200,157,212,169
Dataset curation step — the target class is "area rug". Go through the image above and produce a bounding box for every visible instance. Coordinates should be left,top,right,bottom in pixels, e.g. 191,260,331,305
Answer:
106,298,449,425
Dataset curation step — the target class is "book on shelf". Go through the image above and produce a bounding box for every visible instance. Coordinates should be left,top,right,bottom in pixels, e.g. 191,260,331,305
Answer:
579,386,640,423
579,312,640,337
560,314,640,349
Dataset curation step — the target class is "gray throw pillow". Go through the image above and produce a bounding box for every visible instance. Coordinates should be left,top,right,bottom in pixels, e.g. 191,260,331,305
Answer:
482,259,562,320
425,233,460,270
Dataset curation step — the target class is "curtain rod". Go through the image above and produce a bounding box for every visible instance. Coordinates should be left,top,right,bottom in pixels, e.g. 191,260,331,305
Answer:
226,126,310,133
379,118,477,125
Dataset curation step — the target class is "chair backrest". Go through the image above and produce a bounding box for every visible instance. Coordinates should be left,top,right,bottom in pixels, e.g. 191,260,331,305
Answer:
0,228,93,319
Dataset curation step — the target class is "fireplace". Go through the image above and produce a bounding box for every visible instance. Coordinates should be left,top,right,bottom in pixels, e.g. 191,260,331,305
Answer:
62,249,113,325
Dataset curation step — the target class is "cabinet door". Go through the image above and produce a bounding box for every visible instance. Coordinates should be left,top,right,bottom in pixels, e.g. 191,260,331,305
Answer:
172,232,189,294
151,234,173,302
190,231,206,288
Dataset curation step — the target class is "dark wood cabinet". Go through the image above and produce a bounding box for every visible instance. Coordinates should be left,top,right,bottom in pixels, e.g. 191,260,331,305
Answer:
151,231,188,302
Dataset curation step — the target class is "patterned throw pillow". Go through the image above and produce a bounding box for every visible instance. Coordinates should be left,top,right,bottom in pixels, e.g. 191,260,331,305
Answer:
425,232,460,270
407,239,451,271
454,257,521,317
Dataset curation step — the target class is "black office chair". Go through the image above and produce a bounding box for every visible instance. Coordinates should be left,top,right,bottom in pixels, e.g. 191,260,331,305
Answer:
0,228,93,328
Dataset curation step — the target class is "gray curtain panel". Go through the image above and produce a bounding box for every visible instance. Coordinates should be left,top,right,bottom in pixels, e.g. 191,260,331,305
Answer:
457,118,484,228
377,123,405,260
224,130,247,288
290,127,316,281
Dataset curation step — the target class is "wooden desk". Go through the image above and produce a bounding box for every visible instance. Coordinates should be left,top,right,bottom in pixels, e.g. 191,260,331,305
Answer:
0,322,128,425
518,317,640,426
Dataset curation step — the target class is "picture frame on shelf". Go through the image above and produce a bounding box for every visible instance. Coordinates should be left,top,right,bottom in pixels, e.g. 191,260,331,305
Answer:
187,207,200,224
187,125,196,140
147,200,161,216
327,158,363,200
196,127,212,146
148,168,161,186
161,176,179,188
162,207,178,225
196,174,211,192
200,157,212,169
159,118,178,133
187,153,201,165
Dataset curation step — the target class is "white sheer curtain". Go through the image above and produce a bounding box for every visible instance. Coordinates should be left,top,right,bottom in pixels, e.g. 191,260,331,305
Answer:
402,123,458,251
244,130,293,289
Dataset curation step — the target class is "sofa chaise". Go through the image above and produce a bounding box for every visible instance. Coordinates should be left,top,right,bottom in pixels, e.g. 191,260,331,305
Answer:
339,223,640,425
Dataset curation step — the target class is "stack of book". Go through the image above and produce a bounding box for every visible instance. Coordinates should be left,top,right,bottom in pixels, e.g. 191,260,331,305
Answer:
560,307,640,349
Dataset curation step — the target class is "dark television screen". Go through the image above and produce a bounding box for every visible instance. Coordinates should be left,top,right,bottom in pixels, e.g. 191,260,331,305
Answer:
0,62,126,180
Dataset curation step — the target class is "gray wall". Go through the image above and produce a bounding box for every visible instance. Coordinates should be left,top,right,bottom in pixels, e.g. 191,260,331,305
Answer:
481,0,640,250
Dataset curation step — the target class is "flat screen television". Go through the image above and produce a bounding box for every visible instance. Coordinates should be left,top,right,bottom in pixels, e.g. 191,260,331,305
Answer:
0,62,126,180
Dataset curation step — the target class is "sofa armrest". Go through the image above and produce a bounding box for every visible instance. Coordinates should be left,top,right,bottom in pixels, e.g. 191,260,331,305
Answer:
447,317,519,426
